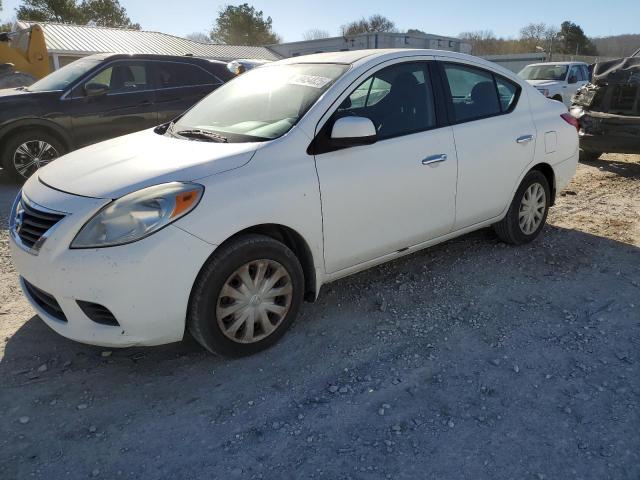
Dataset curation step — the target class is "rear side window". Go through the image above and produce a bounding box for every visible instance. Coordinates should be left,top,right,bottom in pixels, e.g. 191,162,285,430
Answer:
443,63,501,122
495,76,518,112
156,62,218,89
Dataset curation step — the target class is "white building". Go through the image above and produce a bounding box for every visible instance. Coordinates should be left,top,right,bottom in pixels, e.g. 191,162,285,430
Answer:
269,31,472,58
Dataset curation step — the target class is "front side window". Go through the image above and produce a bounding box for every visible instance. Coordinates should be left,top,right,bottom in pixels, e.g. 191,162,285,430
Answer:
173,63,348,142
85,62,150,94
337,62,436,139
568,65,582,83
443,63,501,122
27,56,103,92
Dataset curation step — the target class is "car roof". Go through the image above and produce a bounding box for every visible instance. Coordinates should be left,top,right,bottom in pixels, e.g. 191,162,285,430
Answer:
272,49,519,81
85,53,227,65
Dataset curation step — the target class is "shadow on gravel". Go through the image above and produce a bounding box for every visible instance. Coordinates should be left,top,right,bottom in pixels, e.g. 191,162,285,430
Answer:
580,156,640,178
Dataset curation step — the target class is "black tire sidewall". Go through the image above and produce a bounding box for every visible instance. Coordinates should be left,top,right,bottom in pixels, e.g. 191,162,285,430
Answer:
506,171,551,245
188,236,304,357
1,130,66,181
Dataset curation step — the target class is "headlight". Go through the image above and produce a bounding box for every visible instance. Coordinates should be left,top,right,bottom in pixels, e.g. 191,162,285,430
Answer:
71,182,203,249
538,88,550,97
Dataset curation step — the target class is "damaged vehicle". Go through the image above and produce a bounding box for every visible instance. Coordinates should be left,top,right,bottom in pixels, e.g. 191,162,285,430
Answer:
571,48,640,160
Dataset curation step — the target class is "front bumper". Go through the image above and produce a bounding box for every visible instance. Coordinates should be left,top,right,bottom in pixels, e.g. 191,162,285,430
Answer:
9,178,216,347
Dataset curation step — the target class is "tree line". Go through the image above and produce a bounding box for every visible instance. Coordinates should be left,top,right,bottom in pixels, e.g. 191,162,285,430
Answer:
1,1,637,59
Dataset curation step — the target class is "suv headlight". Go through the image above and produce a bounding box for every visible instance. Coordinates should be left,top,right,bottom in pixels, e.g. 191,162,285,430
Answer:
538,88,550,97
71,182,203,249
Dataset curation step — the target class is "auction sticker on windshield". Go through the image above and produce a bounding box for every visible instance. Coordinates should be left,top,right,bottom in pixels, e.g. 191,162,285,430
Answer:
288,75,333,89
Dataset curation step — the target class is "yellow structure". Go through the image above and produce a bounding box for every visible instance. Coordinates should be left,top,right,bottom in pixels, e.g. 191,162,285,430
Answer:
0,24,50,80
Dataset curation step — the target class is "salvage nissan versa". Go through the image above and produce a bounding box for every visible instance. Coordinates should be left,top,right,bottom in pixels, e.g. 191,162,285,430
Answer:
9,49,579,356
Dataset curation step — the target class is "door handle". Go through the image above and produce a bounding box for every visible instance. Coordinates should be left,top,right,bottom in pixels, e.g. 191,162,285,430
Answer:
138,100,152,106
422,154,447,166
516,135,534,144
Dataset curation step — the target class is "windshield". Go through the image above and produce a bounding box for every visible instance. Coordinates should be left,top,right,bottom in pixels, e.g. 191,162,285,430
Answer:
519,64,569,81
173,63,349,142
28,57,103,92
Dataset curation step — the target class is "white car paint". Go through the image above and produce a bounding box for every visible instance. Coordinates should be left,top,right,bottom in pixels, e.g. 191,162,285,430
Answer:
519,62,589,107
9,49,579,348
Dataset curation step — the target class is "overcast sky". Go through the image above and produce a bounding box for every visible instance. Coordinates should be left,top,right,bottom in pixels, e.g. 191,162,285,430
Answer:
1,0,637,41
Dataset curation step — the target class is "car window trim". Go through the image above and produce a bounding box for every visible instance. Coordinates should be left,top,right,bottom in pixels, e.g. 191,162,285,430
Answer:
436,60,522,126
308,59,447,155
61,58,223,101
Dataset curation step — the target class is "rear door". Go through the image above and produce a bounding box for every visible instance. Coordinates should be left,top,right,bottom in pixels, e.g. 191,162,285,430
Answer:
438,60,536,229
153,61,224,124
70,60,157,147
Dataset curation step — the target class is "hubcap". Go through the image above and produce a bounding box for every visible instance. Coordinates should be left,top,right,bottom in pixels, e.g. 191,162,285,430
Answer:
216,259,293,344
519,182,546,235
13,140,59,179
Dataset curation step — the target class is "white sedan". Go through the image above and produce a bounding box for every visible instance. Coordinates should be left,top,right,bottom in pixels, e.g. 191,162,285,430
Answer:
9,49,579,356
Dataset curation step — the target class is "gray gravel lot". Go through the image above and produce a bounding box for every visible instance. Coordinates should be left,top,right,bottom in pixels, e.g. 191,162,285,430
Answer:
0,155,639,480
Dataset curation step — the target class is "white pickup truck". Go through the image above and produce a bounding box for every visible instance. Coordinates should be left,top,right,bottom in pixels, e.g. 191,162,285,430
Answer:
518,61,590,107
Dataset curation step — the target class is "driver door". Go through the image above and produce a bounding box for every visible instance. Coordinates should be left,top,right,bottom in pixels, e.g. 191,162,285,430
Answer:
313,60,458,274
70,60,158,148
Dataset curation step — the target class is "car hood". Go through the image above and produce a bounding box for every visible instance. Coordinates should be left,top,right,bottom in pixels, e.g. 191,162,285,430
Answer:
526,80,562,89
37,129,261,199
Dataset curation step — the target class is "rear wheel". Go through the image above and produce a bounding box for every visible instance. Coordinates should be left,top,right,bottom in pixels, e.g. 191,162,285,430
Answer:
494,170,551,245
187,234,304,357
1,130,65,181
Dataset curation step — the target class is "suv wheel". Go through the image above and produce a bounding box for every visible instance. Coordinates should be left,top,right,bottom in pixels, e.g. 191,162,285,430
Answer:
188,234,304,357
494,170,551,245
1,130,65,181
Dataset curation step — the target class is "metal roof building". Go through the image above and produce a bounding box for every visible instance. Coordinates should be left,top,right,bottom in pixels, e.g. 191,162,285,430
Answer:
17,21,281,70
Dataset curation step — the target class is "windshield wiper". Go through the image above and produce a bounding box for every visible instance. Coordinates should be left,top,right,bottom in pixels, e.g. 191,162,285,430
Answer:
175,128,228,143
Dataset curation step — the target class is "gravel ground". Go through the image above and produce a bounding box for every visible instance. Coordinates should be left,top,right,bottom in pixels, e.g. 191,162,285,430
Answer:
0,155,639,480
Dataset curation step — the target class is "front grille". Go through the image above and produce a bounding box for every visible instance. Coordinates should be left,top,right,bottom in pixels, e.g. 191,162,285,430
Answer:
77,301,120,327
23,279,67,322
15,198,65,250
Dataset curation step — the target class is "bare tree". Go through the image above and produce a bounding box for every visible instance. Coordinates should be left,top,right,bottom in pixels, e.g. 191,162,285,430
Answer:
303,28,330,40
186,31,212,43
520,22,559,51
340,14,396,36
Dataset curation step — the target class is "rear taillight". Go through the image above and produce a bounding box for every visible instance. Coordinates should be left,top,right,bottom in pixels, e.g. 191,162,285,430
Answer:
561,113,580,132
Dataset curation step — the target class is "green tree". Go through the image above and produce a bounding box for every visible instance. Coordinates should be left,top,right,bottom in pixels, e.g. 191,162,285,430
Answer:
16,0,139,29
17,0,83,23
210,3,280,45
79,0,139,29
558,21,597,55
341,14,396,36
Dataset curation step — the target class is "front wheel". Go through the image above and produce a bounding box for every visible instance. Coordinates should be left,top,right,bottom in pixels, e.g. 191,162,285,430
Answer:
494,170,551,245
187,234,304,357
1,130,65,181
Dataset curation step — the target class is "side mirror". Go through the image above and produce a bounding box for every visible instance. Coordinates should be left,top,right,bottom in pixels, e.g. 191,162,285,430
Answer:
568,75,578,84
330,116,377,147
84,82,109,97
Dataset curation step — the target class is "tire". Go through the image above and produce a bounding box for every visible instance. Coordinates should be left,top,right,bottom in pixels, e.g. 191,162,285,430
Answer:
552,95,563,103
187,234,304,357
580,149,602,162
494,170,551,245
0,129,66,182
